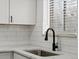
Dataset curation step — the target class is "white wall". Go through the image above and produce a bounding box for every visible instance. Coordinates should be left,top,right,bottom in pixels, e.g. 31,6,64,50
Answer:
0,25,31,49
30,0,78,59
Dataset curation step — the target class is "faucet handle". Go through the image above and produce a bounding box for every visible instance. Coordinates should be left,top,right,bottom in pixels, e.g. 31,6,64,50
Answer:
55,43,58,48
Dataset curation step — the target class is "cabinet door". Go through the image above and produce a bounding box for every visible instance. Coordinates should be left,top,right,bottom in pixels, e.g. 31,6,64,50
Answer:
0,53,10,59
0,0,9,24
10,0,36,25
14,53,30,59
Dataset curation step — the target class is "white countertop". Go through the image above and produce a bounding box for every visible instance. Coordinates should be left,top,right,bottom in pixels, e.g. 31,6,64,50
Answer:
0,45,74,59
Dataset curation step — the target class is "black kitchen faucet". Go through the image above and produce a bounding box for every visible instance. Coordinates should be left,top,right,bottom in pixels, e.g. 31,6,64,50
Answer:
45,28,58,51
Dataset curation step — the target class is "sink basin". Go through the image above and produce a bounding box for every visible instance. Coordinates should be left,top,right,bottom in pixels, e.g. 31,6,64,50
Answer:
24,50,59,57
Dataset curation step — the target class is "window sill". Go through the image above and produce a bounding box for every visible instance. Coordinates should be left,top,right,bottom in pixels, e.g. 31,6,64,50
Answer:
56,32,77,38
43,32,77,38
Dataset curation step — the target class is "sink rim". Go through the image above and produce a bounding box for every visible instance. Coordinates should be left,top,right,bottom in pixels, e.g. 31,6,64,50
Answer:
23,49,60,57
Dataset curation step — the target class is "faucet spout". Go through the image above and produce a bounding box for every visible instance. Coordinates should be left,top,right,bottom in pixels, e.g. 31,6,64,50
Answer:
45,28,58,51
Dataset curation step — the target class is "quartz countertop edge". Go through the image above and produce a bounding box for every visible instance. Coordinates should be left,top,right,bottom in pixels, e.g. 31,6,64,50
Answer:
0,48,60,59
0,46,74,59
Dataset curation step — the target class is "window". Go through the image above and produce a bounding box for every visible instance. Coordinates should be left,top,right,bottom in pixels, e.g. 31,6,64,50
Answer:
43,0,77,35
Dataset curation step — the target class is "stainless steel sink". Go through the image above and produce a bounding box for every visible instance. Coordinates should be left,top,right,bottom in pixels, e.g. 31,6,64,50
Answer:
24,50,59,57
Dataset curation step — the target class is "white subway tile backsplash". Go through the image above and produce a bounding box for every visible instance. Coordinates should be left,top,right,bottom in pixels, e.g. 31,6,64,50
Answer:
0,25,30,48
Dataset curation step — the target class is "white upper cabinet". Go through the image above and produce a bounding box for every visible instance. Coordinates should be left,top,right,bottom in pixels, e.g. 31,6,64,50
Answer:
0,0,9,24
10,0,36,25
0,0,36,25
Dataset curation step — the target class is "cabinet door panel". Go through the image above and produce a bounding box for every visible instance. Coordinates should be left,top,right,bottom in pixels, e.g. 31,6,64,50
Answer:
0,0,9,24
14,53,29,59
10,0,36,25
0,53,10,59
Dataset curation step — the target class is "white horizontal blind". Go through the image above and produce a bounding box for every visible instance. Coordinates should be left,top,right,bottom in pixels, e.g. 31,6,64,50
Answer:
50,0,77,33
64,0,78,33
50,0,64,33
50,0,54,28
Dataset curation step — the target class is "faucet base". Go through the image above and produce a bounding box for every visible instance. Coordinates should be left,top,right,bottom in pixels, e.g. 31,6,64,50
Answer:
52,43,58,51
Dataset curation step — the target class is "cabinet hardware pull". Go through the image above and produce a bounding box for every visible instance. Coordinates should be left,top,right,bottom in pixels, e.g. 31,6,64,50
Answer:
11,16,13,23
